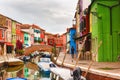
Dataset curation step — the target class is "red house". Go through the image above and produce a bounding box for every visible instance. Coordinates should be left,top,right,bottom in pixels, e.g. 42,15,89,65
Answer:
40,28,45,45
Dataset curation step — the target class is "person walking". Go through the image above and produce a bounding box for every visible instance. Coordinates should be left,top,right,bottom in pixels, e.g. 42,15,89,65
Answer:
71,46,75,62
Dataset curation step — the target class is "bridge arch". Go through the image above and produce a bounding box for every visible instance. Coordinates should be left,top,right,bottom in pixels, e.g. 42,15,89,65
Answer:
24,44,53,55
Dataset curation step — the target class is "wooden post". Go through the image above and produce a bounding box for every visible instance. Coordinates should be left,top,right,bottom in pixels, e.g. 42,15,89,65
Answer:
74,37,87,69
84,41,102,78
55,52,60,63
61,52,67,66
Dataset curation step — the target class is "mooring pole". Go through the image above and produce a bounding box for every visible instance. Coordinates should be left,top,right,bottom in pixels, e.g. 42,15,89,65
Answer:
61,52,67,67
84,41,102,78
74,37,87,69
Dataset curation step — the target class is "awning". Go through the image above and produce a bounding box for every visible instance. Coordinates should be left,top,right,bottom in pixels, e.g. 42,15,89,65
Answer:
75,33,91,40
6,42,14,46
0,40,6,43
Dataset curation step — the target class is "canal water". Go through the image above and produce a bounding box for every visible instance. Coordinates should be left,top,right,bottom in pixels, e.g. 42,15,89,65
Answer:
4,62,51,80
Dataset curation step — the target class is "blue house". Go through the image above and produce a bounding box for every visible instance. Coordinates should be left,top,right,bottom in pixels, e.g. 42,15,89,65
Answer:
69,28,76,54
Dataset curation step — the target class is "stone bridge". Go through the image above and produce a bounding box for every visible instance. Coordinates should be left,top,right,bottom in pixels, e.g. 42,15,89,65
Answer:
24,44,53,55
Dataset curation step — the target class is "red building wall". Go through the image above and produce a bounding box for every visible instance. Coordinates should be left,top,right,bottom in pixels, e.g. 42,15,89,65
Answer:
82,14,89,36
40,31,45,44
16,23,22,41
55,38,63,47
62,33,67,52
48,38,55,46
0,29,5,41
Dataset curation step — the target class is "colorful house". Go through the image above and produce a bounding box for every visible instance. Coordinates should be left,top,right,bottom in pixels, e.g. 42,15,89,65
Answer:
32,24,41,44
90,0,120,62
74,0,91,60
0,14,7,55
5,17,13,54
20,24,34,47
39,28,45,45
45,32,55,45
11,21,17,47
61,32,67,53
16,22,22,41
69,28,76,54
23,32,30,47
54,34,63,52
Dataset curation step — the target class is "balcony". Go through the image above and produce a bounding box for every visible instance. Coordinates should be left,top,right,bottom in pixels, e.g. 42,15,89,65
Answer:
75,32,91,40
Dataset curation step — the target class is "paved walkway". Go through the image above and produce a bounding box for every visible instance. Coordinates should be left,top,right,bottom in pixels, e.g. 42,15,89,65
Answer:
56,52,120,79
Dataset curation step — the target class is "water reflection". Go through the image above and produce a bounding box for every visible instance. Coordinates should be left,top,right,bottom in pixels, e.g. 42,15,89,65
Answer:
6,64,24,72
2,62,50,80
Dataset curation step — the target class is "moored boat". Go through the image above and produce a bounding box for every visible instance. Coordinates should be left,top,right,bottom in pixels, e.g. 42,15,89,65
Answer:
6,77,27,80
50,67,86,80
37,57,56,77
5,58,24,66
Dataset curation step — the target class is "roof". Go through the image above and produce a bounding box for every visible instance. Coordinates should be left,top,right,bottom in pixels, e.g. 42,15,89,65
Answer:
21,29,30,34
61,32,67,36
32,24,45,31
20,24,31,29
45,32,54,35
0,14,22,24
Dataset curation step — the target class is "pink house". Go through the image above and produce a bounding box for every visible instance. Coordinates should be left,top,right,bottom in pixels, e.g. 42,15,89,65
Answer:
61,33,67,53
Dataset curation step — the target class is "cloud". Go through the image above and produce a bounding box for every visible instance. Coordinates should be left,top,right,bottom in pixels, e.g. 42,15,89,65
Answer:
0,0,77,34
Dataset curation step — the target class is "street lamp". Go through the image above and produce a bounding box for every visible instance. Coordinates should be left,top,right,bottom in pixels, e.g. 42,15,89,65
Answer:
72,18,76,26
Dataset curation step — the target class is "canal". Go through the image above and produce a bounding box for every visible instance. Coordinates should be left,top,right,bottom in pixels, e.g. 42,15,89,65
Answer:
2,61,51,80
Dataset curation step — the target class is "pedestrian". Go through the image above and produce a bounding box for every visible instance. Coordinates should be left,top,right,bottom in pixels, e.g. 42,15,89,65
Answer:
71,46,75,62
73,67,82,80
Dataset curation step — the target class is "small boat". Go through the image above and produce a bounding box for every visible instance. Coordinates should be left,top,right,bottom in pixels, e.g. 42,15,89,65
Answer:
6,64,24,72
5,58,24,67
37,58,56,76
50,67,86,80
6,77,27,80
40,78,51,80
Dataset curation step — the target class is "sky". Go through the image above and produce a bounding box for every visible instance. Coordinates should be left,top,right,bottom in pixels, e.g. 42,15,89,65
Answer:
0,0,78,34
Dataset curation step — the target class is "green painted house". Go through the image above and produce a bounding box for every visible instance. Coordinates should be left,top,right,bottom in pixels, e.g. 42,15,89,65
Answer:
90,0,120,62
11,21,16,47
24,32,29,47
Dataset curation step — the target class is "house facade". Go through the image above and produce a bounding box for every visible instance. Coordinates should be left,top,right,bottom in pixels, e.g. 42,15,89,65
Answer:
61,32,67,53
69,28,76,54
0,14,7,55
74,0,91,60
11,21,16,47
20,24,34,47
5,18,13,54
90,0,120,62
39,28,45,45
32,24,41,44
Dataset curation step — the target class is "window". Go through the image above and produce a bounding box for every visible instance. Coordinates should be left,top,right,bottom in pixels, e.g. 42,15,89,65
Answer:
6,20,8,26
7,46,12,53
24,37,26,40
27,37,29,40
2,30,4,38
